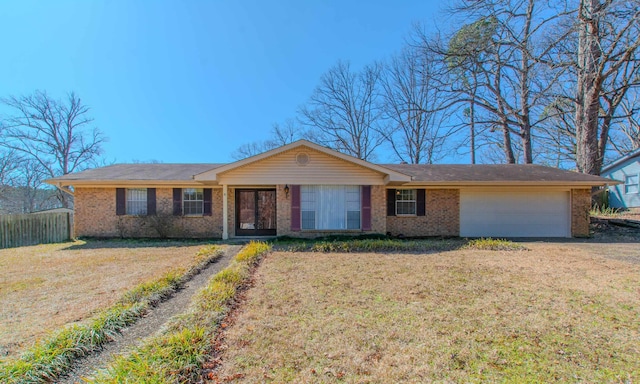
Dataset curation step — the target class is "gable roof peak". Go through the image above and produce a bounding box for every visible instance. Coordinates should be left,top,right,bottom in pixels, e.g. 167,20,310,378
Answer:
193,139,412,182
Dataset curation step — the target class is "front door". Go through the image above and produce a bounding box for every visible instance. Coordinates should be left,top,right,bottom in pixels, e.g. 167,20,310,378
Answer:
235,189,277,236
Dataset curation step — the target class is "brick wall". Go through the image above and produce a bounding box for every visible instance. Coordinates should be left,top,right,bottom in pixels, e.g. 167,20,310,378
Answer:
74,187,223,238
226,187,235,238
387,189,460,237
275,185,291,237
370,185,386,234
571,188,591,237
75,188,119,237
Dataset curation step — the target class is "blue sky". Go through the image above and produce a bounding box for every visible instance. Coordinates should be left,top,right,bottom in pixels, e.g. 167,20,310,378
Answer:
0,0,450,164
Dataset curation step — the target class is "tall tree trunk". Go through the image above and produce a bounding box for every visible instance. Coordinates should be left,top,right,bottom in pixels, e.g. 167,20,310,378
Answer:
575,0,604,175
502,122,516,163
470,99,476,164
520,0,534,164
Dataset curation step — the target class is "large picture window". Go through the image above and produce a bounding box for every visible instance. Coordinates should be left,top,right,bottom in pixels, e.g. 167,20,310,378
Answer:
126,188,147,215
183,188,204,215
300,185,360,230
625,175,639,194
396,189,416,215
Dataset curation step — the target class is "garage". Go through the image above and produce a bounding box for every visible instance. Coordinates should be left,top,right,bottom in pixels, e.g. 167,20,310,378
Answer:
460,189,571,238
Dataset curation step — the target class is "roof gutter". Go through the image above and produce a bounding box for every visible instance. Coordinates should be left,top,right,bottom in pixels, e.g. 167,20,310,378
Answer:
401,180,620,187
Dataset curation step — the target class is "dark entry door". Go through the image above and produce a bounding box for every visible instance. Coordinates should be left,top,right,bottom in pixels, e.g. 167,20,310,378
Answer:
236,189,277,236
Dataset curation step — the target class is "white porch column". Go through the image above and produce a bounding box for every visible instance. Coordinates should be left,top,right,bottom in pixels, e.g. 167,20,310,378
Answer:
222,184,229,240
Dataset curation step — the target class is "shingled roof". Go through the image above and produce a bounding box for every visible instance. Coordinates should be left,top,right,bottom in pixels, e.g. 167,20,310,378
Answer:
50,163,223,181
381,164,614,185
47,162,615,187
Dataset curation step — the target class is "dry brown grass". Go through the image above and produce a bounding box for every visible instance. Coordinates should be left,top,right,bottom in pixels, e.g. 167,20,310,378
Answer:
211,243,640,383
0,239,218,357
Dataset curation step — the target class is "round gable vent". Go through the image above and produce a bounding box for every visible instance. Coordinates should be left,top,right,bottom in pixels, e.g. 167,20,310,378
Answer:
296,152,310,166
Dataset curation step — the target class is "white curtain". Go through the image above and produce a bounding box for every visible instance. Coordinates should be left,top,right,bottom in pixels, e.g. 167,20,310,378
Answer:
301,185,360,230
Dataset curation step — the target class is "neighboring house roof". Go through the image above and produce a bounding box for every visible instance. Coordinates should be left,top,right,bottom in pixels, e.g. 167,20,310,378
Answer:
601,148,640,174
383,164,616,186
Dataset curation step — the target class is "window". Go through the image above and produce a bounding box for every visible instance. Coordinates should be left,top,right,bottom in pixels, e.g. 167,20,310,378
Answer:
126,188,147,215
183,188,204,215
396,189,416,215
300,185,360,230
625,175,639,194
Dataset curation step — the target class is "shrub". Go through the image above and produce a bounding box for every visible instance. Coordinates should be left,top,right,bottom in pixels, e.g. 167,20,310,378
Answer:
464,238,527,251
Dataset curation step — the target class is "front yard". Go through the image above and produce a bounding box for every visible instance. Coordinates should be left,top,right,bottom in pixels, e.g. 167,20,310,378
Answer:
209,243,640,382
0,239,218,357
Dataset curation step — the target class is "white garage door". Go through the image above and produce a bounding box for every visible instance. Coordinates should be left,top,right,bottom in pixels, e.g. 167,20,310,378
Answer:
460,190,571,238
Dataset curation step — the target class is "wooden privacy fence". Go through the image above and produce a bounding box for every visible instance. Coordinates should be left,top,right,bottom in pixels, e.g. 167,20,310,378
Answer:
0,212,73,249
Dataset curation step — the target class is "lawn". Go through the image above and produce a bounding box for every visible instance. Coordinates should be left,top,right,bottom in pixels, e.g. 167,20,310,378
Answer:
210,243,640,382
0,239,220,357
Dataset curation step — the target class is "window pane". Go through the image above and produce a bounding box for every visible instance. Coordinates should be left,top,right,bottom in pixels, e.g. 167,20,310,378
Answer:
347,211,360,229
302,211,315,229
396,189,416,215
625,175,639,194
396,201,416,215
183,188,203,215
126,188,147,215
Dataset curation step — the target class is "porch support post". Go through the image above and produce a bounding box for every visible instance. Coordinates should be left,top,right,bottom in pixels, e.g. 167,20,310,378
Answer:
222,184,229,240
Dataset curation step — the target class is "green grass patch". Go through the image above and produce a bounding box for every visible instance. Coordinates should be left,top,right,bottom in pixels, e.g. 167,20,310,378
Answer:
89,241,271,383
590,204,621,217
273,236,463,253
0,245,223,384
464,238,527,251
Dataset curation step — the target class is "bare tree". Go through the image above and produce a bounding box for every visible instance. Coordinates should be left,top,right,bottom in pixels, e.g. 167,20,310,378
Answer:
433,0,573,164
231,119,304,160
0,150,19,187
0,150,20,213
380,46,458,163
299,61,385,161
609,93,640,154
0,91,105,207
574,0,640,174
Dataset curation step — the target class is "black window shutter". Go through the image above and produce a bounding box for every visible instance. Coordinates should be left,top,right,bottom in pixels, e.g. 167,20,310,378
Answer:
387,189,396,216
203,188,212,216
116,188,126,216
291,185,301,231
417,189,426,216
147,188,156,216
173,188,182,216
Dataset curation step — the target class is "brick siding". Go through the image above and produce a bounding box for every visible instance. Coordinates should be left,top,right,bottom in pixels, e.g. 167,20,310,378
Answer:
74,187,223,238
387,189,460,237
571,188,591,237
74,186,588,239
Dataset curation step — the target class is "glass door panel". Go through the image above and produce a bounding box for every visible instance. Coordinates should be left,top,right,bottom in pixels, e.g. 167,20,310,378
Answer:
257,190,276,230
238,191,256,230
236,189,277,236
